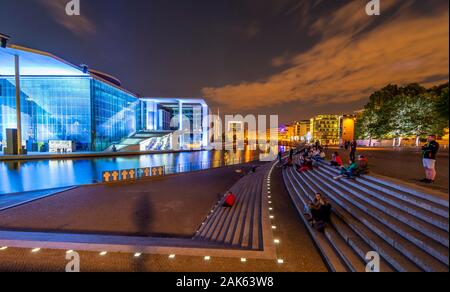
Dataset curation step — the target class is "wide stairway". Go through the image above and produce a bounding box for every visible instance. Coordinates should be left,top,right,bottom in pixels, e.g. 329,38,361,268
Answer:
194,163,271,250
283,159,449,272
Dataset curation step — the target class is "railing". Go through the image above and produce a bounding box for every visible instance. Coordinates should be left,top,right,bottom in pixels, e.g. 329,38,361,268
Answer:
101,157,262,183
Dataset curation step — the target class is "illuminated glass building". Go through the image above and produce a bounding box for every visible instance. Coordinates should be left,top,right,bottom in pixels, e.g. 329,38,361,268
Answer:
0,44,208,152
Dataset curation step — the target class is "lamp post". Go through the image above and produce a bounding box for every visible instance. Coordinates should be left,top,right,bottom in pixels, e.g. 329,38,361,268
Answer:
14,54,22,155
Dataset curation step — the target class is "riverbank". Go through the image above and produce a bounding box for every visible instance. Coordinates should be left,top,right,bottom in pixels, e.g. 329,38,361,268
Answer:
0,149,206,162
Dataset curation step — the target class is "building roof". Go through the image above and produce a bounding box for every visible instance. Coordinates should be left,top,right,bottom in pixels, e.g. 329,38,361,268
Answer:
0,44,138,97
0,45,88,76
141,97,208,106
0,43,208,103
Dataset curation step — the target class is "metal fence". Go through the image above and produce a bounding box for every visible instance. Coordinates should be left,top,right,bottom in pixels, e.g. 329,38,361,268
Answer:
102,157,261,183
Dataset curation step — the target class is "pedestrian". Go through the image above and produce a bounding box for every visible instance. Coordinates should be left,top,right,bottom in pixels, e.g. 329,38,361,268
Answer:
350,140,357,162
278,150,283,164
421,135,440,184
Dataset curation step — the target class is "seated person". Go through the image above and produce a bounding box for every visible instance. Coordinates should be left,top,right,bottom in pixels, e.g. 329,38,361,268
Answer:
297,157,313,172
305,193,332,230
333,160,358,180
320,150,326,160
283,157,294,168
330,152,343,167
356,155,369,175
312,148,324,161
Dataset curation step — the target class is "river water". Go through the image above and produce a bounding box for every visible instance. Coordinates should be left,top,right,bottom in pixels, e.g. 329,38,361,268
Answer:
0,150,267,194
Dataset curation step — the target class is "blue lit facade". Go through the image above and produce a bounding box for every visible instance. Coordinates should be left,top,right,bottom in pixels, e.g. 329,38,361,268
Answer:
0,45,208,152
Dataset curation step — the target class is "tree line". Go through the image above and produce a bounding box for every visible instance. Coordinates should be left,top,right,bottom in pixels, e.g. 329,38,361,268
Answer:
355,82,449,144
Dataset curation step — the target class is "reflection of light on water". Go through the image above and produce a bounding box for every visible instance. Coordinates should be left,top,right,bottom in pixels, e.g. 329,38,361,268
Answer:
0,149,261,194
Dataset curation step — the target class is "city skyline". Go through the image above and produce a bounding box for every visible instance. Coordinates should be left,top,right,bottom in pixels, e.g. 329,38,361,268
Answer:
0,0,448,123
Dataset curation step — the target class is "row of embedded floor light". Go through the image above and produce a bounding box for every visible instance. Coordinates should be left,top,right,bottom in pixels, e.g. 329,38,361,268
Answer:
0,164,283,267
267,163,284,265
0,246,247,264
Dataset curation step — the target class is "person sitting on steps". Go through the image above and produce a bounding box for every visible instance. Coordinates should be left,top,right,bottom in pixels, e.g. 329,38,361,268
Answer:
356,154,369,175
296,157,314,172
304,193,332,232
330,152,343,167
333,159,359,180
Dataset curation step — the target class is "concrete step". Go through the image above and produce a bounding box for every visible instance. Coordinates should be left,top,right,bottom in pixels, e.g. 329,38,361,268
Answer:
310,169,449,266
295,169,448,272
283,169,350,272
317,161,449,217
317,166,449,235
214,177,253,244
195,164,267,251
330,211,395,273
288,167,421,272
196,177,247,240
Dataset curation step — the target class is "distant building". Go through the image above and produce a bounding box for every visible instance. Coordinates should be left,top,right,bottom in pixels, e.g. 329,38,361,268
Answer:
310,115,341,145
340,115,356,144
294,120,311,142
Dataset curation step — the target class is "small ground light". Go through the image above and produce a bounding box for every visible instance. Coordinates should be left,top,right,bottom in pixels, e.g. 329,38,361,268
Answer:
270,215,274,219
169,254,176,259
204,256,211,261
134,253,142,257
99,251,108,256
274,239,280,244
241,258,247,263
277,259,284,264
272,226,277,229
0,246,8,251
31,248,41,253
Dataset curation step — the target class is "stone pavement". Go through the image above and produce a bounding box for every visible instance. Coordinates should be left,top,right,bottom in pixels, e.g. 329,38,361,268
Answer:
0,166,327,272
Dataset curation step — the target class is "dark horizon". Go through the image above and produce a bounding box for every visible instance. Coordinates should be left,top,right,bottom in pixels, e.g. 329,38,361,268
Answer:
0,0,448,123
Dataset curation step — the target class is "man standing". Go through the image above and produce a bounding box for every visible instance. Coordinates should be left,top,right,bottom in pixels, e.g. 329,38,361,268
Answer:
350,140,358,162
421,135,440,183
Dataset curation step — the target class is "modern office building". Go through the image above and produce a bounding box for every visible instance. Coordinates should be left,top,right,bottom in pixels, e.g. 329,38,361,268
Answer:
310,115,341,145
0,42,208,153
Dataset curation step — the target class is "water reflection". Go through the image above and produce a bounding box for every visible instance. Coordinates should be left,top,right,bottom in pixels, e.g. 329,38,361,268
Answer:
0,150,261,194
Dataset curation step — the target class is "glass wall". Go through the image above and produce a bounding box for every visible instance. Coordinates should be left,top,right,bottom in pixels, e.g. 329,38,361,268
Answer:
91,79,140,151
0,76,92,151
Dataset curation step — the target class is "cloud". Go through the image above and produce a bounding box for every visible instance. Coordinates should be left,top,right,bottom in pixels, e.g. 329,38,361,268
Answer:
38,0,96,36
202,0,449,113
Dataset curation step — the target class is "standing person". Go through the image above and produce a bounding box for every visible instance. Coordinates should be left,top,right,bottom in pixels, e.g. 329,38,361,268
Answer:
278,150,283,165
421,135,440,183
349,140,357,162
289,148,294,161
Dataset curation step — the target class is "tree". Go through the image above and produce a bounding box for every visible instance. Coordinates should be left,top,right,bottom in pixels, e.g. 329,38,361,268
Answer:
355,83,449,144
435,86,449,126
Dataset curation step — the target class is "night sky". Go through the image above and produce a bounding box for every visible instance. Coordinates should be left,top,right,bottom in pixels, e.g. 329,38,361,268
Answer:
0,0,448,123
